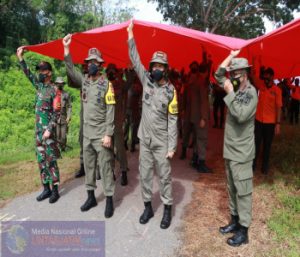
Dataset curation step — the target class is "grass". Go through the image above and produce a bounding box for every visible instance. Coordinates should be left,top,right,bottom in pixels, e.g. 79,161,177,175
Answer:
263,123,300,256
176,122,300,257
0,142,81,206
257,123,300,257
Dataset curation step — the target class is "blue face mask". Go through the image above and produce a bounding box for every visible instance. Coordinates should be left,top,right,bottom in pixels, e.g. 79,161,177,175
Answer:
151,69,164,82
88,63,99,76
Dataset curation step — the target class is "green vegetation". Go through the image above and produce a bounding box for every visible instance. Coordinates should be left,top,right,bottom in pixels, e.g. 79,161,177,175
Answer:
0,52,81,165
264,125,300,256
150,0,300,38
0,0,135,203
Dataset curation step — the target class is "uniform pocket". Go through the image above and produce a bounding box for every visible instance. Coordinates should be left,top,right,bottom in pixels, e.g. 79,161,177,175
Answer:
236,168,253,196
142,90,152,105
230,162,253,197
156,94,169,114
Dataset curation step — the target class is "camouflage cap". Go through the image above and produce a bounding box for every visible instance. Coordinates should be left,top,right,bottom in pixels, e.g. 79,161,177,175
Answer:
228,58,251,72
150,51,168,66
55,76,65,84
84,48,104,63
36,61,52,71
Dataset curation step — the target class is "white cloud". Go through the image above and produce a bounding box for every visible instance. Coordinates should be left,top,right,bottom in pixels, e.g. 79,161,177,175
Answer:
129,0,168,23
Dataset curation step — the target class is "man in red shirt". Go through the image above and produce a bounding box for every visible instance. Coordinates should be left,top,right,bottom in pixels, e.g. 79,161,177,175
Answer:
253,67,282,174
288,78,300,124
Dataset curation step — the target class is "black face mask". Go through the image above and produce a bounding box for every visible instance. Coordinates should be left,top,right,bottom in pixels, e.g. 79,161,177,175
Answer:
88,63,99,76
57,86,63,90
264,78,272,87
190,67,198,73
107,72,116,81
38,73,48,83
230,77,241,92
151,69,164,82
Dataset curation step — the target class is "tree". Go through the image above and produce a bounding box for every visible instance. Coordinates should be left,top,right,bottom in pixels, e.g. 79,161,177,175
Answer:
0,0,134,68
0,0,40,50
149,0,300,38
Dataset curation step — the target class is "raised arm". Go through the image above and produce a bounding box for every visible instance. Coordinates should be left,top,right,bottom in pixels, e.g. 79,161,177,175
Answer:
224,84,258,124
17,46,39,89
127,20,147,85
63,34,83,88
214,50,240,87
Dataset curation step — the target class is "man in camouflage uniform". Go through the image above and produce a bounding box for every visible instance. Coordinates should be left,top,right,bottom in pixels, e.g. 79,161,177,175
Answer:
55,77,72,151
63,34,116,218
214,50,258,247
17,47,61,204
128,21,178,229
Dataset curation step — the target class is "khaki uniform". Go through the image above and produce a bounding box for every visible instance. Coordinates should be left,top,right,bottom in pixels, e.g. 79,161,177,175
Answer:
79,98,84,165
188,73,210,160
128,38,178,205
215,66,258,227
65,54,115,195
125,75,142,149
111,74,131,171
56,90,72,149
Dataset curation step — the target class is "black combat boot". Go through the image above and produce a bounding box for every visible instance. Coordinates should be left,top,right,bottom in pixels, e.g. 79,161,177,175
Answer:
104,196,114,218
197,160,212,173
227,225,249,247
80,190,97,212
75,164,85,178
190,153,198,169
219,215,239,234
179,146,187,160
139,202,154,224
49,185,60,204
160,205,172,229
120,171,128,186
36,183,52,201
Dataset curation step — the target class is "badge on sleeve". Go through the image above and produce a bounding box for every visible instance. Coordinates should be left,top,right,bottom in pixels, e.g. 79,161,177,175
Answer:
168,89,178,114
105,82,116,105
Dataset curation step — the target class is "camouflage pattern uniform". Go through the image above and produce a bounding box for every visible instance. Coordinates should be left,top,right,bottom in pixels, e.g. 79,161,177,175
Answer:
19,60,60,185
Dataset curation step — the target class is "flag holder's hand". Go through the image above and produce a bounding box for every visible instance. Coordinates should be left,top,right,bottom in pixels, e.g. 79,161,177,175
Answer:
127,19,134,39
230,49,240,58
16,46,25,62
63,34,72,56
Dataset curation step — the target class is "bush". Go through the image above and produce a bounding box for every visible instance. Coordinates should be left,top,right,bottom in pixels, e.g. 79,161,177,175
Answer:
0,52,81,163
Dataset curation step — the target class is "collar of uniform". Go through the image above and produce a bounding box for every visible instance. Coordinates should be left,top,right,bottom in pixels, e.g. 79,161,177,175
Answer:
158,80,169,88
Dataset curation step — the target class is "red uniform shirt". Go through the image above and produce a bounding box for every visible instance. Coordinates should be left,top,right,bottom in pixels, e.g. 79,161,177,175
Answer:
289,85,300,100
255,82,282,124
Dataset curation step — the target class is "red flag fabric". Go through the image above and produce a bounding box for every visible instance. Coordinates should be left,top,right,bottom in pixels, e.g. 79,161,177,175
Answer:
25,19,247,72
25,18,300,78
240,18,300,79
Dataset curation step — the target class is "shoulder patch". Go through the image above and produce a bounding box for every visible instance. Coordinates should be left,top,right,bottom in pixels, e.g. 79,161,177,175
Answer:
105,82,116,105
168,89,179,114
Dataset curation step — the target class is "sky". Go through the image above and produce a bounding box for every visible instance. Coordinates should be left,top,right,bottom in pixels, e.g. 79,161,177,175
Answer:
128,0,300,34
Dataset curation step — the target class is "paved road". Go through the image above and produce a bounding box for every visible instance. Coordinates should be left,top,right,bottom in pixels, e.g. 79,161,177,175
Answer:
0,150,201,257
0,123,224,257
